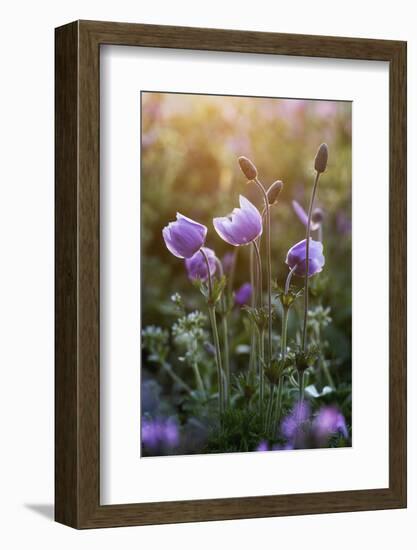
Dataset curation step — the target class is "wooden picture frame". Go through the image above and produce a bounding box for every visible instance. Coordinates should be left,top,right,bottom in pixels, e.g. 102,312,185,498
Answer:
55,20,407,528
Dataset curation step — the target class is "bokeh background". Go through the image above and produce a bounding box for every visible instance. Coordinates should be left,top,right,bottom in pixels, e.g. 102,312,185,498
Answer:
141,91,352,452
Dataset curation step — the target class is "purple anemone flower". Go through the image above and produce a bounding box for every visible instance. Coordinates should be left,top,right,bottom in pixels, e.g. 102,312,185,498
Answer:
286,239,325,277
313,406,348,445
292,200,321,231
185,247,217,281
213,195,262,246
162,213,207,259
234,282,252,307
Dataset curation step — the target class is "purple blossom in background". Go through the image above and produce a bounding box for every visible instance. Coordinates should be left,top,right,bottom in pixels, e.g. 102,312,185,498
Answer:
336,211,352,235
292,200,320,231
213,195,262,246
234,283,252,307
142,418,161,450
185,247,217,281
281,400,311,445
313,406,348,445
142,417,180,452
286,239,325,277
256,440,269,452
313,101,338,119
162,213,207,259
164,418,181,447
222,251,235,274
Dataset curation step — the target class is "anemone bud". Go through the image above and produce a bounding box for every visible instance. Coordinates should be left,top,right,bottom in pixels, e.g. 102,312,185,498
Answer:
238,156,258,180
312,207,324,225
314,143,328,173
267,180,283,205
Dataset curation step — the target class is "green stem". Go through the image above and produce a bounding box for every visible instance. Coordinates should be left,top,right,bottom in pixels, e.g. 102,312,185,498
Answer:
162,362,192,394
215,257,230,406
259,328,265,418
252,240,265,418
266,385,275,434
227,248,238,300
281,307,289,360
285,264,298,295
249,245,256,373
271,306,289,437
200,248,225,414
316,324,334,390
254,178,272,367
208,306,225,415
252,240,263,309
299,370,305,404
192,362,206,396
302,171,321,352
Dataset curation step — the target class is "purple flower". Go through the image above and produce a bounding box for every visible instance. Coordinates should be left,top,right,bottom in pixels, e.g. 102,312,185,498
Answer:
142,418,180,451
142,418,161,450
286,239,325,277
142,417,180,451
234,282,252,307
213,195,262,246
336,211,352,235
281,400,311,440
256,440,269,452
162,213,207,259
222,251,235,274
185,247,217,281
292,200,321,231
163,418,181,447
313,406,348,445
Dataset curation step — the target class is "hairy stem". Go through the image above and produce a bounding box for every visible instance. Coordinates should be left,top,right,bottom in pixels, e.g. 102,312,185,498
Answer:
252,240,265,417
162,362,192,394
249,245,256,373
200,248,225,414
208,306,225,415
227,248,238,300
215,257,230,406
254,178,272,368
271,306,289,437
302,171,321,351
192,362,206,396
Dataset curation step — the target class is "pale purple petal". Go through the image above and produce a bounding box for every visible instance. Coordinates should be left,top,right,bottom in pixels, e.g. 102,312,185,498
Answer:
213,195,262,246
162,213,207,258
213,217,241,246
292,200,319,231
286,238,325,277
185,247,217,281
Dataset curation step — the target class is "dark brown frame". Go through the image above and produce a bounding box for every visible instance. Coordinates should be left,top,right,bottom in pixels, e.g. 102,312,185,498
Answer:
55,20,407,529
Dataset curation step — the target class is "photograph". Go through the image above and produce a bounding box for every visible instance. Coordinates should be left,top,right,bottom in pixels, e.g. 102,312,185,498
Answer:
140,91,352,457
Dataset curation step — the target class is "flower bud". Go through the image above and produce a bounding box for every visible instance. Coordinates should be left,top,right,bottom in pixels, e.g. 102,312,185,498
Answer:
267,180,283,205
238,156,258,180
314,143,328,173
311,207,324,225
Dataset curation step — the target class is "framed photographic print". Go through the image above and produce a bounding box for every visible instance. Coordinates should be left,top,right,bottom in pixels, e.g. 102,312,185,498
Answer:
55,20,407,528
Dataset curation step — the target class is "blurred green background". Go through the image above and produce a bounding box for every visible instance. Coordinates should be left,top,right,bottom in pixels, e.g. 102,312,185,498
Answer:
141,91,352,389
